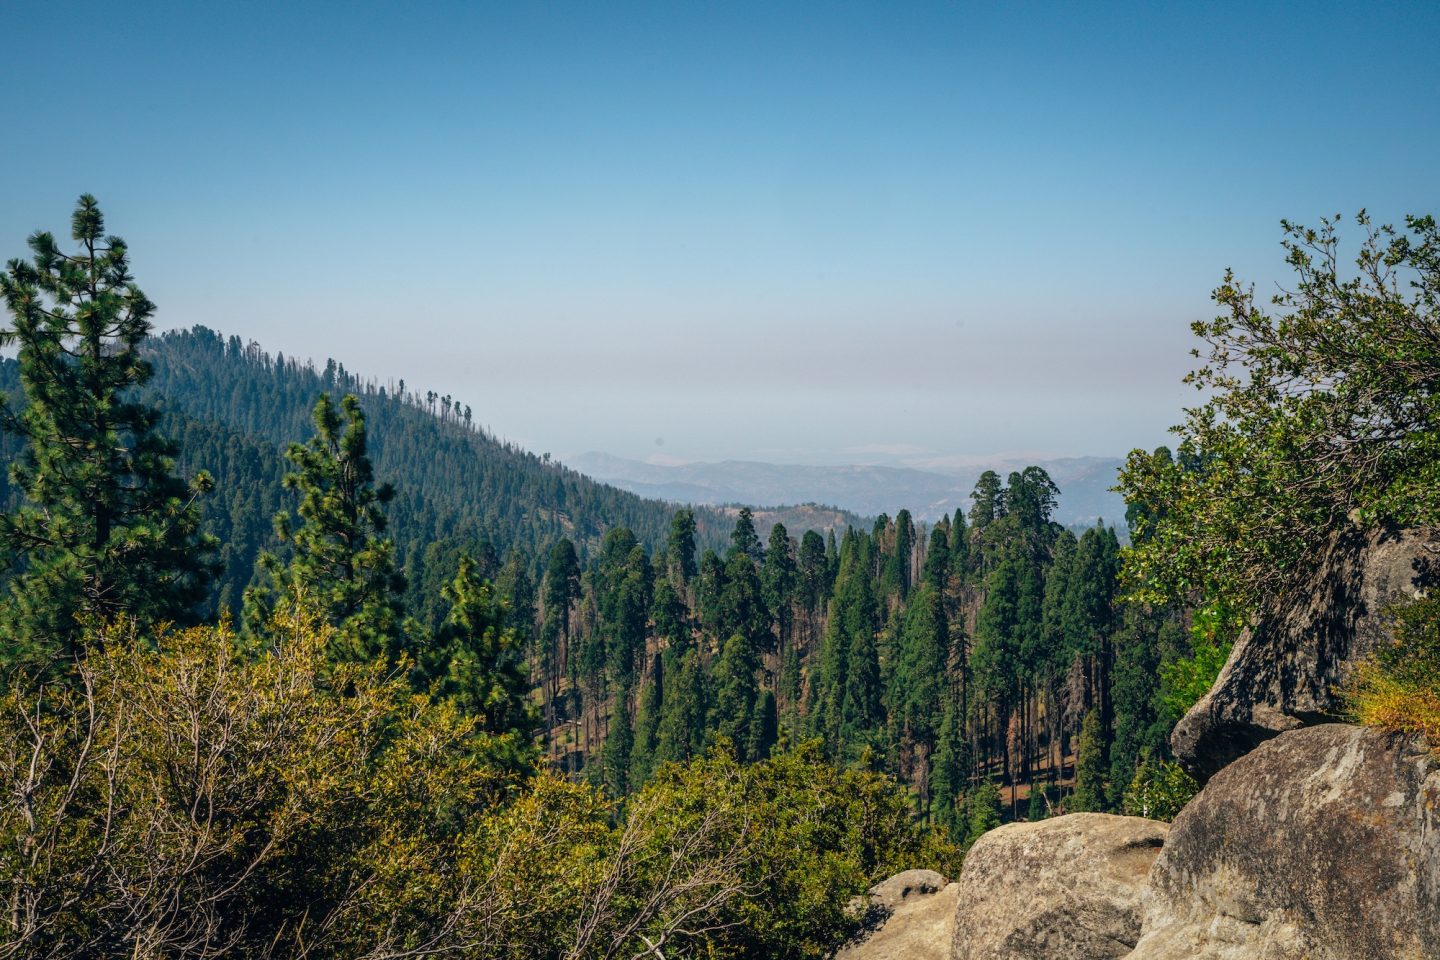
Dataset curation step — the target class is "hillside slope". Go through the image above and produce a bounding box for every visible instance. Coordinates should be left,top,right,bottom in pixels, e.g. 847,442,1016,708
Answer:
0,327,862,618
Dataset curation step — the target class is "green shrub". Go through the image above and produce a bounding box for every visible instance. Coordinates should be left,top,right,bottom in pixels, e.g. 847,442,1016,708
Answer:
1121,758,1199,821
1159,601,1241,717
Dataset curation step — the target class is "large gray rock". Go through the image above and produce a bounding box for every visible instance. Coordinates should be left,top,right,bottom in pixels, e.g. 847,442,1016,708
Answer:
838,870,957,960
949,813,1167,960
1173,524,1438,780
1132,723,1440,960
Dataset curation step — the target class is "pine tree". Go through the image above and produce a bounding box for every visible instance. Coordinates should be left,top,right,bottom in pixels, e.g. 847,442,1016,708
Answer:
539,538,580,728
890,586,947,756
969,471,1003,529
1005,466,1060,531
541,539,580,640
930,697,970,833
494,550,535,645
810,531,873,750
655,648,709,764
964,782,1003,849
420,553,535,743
650,577,690,652
1109,606,1182,790
729,506,763,562
922,524,950,594
796,529,828,642
949,509,969,581
779,644,802,732
1041,530,1078,658
1064,523,1119,661
602,693,633,797
631,655,663,786
747,688,778,762
719,550,769,648
695,549,727,637
0,195,216,666
594,530,651,690
244,393,406,663
886,509,916,600
842,618,882,740
761,523,796,649
972,547,1022,719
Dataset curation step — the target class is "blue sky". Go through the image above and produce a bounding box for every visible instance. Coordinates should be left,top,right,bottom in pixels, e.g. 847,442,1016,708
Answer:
3,1,1437,466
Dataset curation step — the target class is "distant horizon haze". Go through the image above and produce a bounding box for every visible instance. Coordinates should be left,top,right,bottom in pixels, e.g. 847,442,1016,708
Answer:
3,1,1437,465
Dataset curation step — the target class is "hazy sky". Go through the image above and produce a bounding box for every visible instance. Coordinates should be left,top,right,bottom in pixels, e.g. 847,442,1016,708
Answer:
4,1,1438,466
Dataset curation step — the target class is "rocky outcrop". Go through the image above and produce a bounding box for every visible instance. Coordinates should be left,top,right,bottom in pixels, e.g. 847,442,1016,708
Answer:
1132,723,1440,960
932,527,1440,959
1173,524,1439,780
949,813,1167,960
838,870,957,960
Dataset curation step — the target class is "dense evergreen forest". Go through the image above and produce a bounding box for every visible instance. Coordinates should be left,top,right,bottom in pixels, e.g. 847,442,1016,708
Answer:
0,328,871,629
545,471,1194,828
0,198,957,958
0,324,1195,828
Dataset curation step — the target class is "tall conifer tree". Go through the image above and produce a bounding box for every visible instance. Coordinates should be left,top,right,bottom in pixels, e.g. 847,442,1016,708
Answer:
244,393,405,662
762,523,796,649
729,506,763,562
630,654,663,785
655,648,709,764
711,632,760,757
0,195,216,665
667,508,698,586
421,553,534,742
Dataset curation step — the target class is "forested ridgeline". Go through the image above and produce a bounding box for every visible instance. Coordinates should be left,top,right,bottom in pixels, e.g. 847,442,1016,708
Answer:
0,269,1205,836
0,326,817,623
10,196,1432,958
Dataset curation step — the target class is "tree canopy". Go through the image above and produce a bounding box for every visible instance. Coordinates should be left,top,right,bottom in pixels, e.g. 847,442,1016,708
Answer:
1121,213,1440,616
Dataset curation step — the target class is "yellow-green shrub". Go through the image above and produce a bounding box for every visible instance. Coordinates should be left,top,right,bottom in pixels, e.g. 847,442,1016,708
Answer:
0,610,941,959
1343,592,1440,754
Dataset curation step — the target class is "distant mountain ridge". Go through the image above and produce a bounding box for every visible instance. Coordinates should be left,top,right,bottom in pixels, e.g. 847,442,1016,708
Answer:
568,451,1129,530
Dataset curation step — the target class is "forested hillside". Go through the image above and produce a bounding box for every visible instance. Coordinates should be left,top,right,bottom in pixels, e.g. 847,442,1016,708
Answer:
129,329,1197,821
0,327,759,620
0,198,952,958
10,195,1426,960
